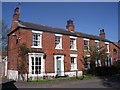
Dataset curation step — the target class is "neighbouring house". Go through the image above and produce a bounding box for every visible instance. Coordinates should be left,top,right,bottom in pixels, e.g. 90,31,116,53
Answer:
7,7,119,80
118,40,120,60
0,51,8,77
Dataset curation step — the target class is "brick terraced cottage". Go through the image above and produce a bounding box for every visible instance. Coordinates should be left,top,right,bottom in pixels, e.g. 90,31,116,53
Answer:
7,7,119,80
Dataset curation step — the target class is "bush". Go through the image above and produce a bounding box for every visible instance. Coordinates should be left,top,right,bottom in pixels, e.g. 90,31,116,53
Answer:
94,66,118,76
84,69,94,75
113,60,120,75
84,61,120,77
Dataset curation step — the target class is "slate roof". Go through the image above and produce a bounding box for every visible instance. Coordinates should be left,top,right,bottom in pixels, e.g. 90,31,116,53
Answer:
14,20,111,42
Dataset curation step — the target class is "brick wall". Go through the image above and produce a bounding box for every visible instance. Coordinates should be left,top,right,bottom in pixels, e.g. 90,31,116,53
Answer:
8,28,118,74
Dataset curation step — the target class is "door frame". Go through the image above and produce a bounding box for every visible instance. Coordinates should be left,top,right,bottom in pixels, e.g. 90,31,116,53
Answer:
54,55,64,76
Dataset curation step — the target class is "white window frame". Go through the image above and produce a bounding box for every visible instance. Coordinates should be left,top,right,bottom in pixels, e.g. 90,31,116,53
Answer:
55,34,62,50
94,40,101,66
84,55,90,69
84,38,89,51
70,36,77,51
105,55,112,67
28,53,45,77
95,40,99,51
70,54,78,71
105,42,109,53
32,31,42,48
95,59,101,67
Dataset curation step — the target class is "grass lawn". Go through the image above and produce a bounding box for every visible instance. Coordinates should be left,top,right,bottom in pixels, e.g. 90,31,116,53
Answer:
29,74,95,82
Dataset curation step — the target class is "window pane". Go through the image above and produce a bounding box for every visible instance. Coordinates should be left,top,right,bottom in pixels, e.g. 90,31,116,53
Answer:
113,49,117,54
70,38,75,49
31,57,34,65
71,57,76,63
32,33,41,46
85,61,88,68
35,57,38,65
105,44,108,52
95,42,99,47
35,66,38,74
32,66,34,74
55,36,60,47
84,40,88,45
84,46,88,51
39,57,41,65
71,57,74,63
39,66,41,74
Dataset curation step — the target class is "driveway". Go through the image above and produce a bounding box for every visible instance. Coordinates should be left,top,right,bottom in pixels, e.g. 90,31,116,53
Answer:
1,76,120,89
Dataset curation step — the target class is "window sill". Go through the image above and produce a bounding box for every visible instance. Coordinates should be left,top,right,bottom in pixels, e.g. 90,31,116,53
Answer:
84,50,90,52
29,74,44,77
55,48,63,50
70,49,77,51
71,69,78,71
31,46,42,48
106,52,110,53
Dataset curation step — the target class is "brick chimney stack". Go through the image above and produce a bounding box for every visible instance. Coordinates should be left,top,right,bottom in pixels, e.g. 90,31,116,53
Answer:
99,29,106,38
10,7,20,32
66,20,75,32
12,7,20,21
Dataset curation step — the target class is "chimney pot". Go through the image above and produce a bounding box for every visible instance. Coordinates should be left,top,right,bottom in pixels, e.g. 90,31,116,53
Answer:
14,7,19,14
66,20,75,32
100,29,104,33
99,29,106,38
67,19,73,25
13,7,20,21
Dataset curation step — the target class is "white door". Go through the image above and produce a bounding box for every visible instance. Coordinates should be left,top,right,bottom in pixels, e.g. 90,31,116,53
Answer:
54,55,64,76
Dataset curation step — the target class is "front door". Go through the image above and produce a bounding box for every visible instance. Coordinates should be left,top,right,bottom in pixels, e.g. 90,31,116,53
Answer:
56,57,61,76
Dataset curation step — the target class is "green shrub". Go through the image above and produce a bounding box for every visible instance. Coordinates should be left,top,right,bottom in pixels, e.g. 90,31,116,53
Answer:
84,69,94,75
94,66,118,76
113,60,120,75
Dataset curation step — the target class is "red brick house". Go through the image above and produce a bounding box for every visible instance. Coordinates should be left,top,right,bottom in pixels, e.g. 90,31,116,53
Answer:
7,7,119,80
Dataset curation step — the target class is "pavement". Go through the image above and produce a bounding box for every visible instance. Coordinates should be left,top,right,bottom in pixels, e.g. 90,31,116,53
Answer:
1,76,120,89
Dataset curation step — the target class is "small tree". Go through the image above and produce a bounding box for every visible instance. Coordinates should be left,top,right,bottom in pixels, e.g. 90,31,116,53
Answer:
18,43,30,81
88,44,107,68
82,44,107,75
0,20,9,51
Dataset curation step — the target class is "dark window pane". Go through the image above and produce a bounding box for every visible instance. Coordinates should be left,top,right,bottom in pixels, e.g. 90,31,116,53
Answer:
71,57,75,63
55,36,60,46
32,71,34,74
39,57,41,65
84,40,88,45
32,66,34,74
35,57,38,65
31,57,34,65
35,66,38,74
39,66,41,74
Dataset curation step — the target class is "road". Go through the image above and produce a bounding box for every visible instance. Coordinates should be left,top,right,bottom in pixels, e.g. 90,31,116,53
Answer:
1,76,120,89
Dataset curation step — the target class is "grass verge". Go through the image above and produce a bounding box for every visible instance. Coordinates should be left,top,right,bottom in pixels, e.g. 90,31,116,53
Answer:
29,74,95,82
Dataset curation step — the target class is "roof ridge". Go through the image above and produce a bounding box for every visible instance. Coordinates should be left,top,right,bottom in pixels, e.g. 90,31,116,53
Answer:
20,21,67,31
75,31,98,37
75,31,108,40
